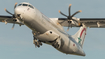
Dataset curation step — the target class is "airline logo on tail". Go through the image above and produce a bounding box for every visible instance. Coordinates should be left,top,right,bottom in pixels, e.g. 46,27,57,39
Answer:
78,28,86,45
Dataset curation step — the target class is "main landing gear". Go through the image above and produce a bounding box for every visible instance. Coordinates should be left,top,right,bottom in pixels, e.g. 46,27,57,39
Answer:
32,31,42,48
33,37,42,48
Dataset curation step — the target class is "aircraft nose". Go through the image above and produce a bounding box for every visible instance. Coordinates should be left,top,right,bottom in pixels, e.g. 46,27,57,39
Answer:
15,7,24,17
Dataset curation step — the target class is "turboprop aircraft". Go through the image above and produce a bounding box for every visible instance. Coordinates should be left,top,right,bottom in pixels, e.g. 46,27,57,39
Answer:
1,2,105,56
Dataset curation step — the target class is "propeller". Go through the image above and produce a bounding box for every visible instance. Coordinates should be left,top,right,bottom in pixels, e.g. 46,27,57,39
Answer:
4,3,18,29
59,4,82,31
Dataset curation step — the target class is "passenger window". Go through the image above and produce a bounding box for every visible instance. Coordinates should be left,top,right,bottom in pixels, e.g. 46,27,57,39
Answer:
29,5,34,9
23,4,28,6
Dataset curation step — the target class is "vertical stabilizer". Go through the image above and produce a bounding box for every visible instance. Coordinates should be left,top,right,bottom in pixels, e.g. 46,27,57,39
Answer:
72,25,87,48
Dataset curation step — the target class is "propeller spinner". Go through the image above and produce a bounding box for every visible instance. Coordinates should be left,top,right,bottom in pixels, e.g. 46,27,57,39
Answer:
59,4,82,31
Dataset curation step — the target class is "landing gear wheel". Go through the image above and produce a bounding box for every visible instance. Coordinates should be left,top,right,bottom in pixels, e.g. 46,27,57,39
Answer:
39,41,42,46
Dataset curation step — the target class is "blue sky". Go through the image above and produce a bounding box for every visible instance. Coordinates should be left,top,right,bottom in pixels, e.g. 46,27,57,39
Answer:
0,0,105,59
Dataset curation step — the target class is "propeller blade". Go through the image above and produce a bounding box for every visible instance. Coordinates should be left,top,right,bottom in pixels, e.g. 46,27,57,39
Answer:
67,28,69,31
4,8,13,15
59,10,68,17
67,20,72,31
59,4,82,31
4,3,20,30
12,19,17,29
67,23,71,31
14,2,17,9
12,21,15,30
71,10,82,17
69,4,72,17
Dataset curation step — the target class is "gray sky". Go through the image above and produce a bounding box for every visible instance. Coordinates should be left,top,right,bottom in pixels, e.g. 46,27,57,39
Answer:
0,0,105,59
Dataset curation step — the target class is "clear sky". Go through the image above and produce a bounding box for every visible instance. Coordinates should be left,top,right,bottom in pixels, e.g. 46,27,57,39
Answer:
0,0,105,59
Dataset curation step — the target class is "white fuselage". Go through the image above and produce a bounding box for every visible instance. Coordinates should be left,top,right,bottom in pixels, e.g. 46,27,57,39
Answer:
15,2,85,56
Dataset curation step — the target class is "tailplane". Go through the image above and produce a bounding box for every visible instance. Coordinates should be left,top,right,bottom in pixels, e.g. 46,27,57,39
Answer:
72,25,87,48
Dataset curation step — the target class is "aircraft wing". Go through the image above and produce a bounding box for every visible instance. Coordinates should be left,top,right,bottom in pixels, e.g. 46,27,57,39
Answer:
50,18,105,28
80,18,105,28
0,15,24,25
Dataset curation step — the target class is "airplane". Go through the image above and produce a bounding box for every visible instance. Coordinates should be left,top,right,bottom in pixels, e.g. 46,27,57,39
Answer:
0,2,105,56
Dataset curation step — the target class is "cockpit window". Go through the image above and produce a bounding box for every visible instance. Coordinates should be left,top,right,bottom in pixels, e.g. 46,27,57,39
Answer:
23,4,28,6
29,5,34,9
18,4,34,9
18,4,22,6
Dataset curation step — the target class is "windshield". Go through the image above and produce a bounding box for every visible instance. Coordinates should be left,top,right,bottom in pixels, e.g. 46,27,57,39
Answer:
18,4,34,9
18,4,22,6
28,5,34,9
23,4,28,6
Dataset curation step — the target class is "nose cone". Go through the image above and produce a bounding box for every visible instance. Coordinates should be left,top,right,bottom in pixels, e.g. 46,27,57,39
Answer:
15,6,24,16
